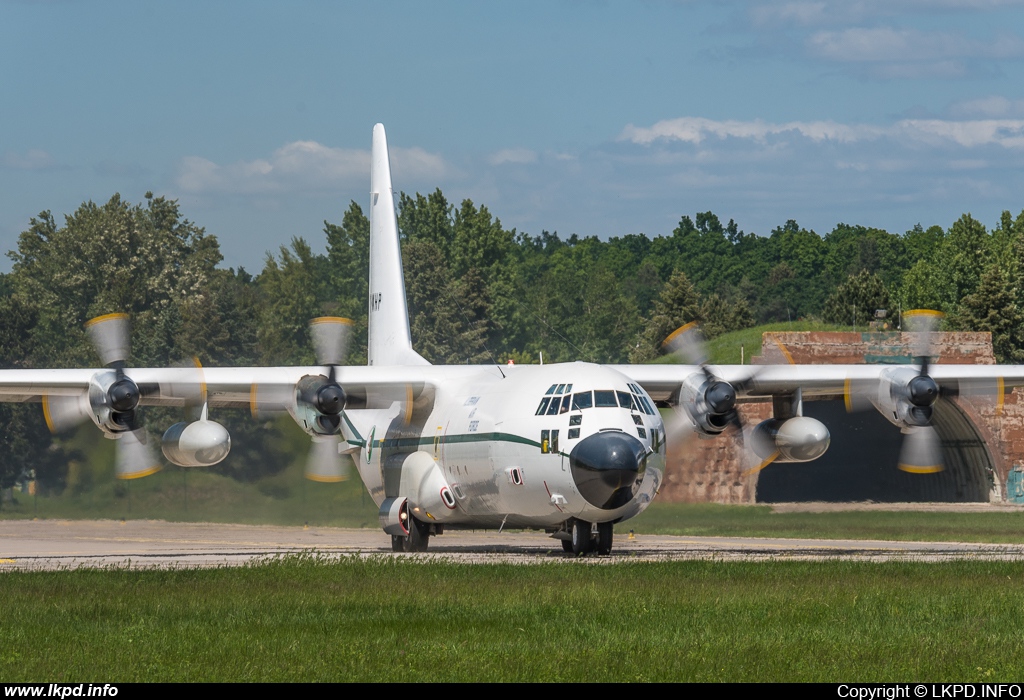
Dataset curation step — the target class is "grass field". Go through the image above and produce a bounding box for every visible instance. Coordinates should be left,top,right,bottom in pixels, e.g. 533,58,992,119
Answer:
629,502,1024,544
3,556,1024,682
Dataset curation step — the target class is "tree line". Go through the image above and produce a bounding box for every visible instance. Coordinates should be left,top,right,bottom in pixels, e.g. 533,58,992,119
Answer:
2,189,1024,491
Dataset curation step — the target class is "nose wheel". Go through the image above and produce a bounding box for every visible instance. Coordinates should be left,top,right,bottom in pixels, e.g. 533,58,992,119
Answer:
567,519,614,555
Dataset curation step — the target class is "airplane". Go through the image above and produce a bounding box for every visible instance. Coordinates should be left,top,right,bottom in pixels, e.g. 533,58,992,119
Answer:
1,123,1022,555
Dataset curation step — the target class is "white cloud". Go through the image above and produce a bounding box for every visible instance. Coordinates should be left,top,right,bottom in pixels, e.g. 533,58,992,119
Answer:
620,117,881,145
488,148,537,165
2,149,58,170
621,115,1024,149
175,140,447,195
948,96,1024,118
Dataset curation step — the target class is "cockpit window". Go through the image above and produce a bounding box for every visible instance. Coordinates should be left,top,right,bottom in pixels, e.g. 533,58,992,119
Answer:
545,384,557,395
560,395,571,414
616,391,633,409
546,397,562,415
638,395,655,415
535,397,551,415
564,384,573,393
594,390,617,407
555,383,566,394
572,391,593,410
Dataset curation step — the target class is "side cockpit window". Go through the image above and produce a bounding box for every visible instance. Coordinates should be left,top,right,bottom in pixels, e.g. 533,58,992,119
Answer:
535,397,551,415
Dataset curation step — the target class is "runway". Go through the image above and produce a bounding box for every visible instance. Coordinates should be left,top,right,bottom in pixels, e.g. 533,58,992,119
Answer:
3,519,1024,570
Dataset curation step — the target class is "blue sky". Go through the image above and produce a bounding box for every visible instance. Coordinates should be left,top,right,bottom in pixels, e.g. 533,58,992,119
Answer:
3,0,1024,273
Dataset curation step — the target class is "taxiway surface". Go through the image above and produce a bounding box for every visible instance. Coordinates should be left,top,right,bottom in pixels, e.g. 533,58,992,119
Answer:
3,519,1024,569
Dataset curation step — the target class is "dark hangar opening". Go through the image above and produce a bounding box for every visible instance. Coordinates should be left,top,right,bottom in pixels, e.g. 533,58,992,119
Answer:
755,399,993,503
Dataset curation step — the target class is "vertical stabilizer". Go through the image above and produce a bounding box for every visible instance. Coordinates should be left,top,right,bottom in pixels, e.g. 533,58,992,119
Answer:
368,124,429,366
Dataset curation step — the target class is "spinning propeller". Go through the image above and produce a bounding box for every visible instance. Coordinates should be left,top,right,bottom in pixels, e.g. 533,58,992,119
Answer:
661,321,758,457
42,314,160,479
843,309,1004,474
251,317,353,482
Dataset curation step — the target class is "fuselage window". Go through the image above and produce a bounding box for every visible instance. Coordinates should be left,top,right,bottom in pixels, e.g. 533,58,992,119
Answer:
572,391,593,410
535,397,551,415
568,427,580,440
570,414,582,426
616,391,633,409
594,390,617,407
550,429,559,453
631,414,643,426
545,384,557,395
637,427,647,439
555,383,566,394
546,397,562,415
559,395,572,414
541,429,550,453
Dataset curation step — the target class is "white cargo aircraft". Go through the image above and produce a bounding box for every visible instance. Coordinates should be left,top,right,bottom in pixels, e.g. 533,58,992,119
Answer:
1,124,1022,554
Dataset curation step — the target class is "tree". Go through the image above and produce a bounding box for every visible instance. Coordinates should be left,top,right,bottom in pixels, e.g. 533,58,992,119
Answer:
822,270,891,327
630,270,702,363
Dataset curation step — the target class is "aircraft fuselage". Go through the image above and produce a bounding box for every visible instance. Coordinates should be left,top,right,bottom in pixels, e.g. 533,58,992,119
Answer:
345,362,665,531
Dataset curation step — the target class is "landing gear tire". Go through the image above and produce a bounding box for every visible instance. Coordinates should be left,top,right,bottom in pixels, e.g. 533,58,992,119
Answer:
571,519,593,555
391,535,404,552
402,518,431,552
596,522,613,555
561,537,573,553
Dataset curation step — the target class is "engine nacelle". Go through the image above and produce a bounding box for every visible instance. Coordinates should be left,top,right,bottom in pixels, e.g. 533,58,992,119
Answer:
678,371,737,435
751,416,830,463
86,370,141,436
873,367,938,429
291,374,347,437
161,419,231,467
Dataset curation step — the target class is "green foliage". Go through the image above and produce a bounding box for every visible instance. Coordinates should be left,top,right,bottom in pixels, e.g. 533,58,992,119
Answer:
822,269,891,327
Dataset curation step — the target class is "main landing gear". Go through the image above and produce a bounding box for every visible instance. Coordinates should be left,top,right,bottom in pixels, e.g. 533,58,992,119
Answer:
561,519,614,556
391,517,431,552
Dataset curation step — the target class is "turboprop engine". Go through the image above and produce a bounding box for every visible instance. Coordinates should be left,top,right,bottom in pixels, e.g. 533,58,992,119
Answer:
251,317,354,482
750,416,831,463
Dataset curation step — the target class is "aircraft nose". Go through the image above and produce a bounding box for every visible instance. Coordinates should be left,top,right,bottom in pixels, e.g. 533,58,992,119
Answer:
569,431,647,510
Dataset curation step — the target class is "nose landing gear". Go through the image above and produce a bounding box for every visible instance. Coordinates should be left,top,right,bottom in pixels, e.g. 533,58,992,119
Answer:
561,519,614,555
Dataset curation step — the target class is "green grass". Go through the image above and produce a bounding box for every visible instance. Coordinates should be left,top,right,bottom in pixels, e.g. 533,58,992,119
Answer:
3,556,1024,682
653,320,849,365
629,502,1024,544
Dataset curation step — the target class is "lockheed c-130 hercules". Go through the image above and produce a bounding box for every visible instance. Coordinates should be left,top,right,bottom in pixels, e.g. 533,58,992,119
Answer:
1,124,1021,555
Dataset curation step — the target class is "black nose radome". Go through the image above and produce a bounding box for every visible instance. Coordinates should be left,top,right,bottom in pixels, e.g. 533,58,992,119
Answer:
569,431,647,510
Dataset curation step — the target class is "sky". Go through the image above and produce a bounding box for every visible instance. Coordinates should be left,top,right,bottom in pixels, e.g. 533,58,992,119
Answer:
3,0,1024,273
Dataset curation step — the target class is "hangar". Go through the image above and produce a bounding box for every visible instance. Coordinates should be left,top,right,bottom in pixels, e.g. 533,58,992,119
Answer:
661,331,1015,505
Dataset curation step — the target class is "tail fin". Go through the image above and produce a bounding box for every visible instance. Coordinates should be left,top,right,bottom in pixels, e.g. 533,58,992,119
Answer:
368,124,429,367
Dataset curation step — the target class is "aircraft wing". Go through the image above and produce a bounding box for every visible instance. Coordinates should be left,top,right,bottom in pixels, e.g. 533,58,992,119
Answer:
608,363,1024,403
0,365,488,408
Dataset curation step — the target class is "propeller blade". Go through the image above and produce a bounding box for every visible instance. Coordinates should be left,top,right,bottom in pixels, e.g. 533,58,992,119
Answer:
42,393,91,434
310,317,354,367
843,376,879,413
116,428,161,479
249,382,294,420
951,376,1007,415
903,309,943,369
84,313,131,368
305,434,348,482
897,425,944,474
662,321,708,366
